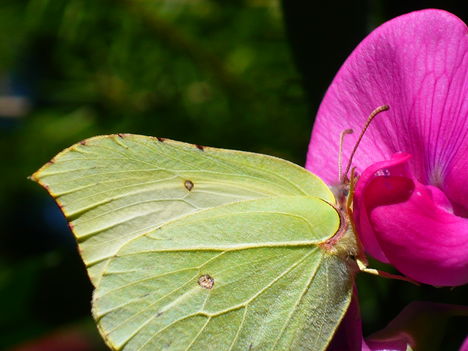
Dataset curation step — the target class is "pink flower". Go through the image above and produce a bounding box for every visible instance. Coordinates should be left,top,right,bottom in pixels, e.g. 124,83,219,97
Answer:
327,294,468,351
362,301,468,351
306,9,468,286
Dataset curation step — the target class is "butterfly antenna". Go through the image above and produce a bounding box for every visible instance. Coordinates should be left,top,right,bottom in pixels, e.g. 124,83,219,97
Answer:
338,129,353,182
343,105,389,179
346,167,357,211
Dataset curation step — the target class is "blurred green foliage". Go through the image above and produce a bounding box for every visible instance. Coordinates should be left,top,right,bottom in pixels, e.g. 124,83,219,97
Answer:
0,1,309,348
0,0,312,216
0,0,466,349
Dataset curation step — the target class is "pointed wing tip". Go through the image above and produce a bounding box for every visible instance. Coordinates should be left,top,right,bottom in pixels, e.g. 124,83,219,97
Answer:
29,133,136,183
30,159,55,183
29,170,46,186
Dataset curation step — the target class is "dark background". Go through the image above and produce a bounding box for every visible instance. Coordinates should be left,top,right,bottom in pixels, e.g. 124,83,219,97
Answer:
0,1,466,350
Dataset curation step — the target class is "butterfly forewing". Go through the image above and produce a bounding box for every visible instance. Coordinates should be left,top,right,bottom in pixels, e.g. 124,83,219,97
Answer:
32,135,334,285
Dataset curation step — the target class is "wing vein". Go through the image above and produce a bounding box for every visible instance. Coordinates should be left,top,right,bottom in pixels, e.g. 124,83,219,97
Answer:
227,307,248,351
210,249,317,318
271,252,323,350
101,272,200,338
184,317,211,351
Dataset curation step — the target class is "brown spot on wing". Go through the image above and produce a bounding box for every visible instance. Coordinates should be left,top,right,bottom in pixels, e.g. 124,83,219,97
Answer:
198,274,214,289
157,137,166,142
184,180,194,191
195,144,204,151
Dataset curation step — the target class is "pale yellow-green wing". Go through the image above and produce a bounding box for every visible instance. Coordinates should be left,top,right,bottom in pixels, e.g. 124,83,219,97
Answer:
94,197,354,351
32,134,334,285
32,134,355,351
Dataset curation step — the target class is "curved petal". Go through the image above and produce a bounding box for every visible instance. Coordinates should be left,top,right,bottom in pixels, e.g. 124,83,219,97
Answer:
363,339,408,351
460,336,468,351
364,302,468,351
370,180,468,286
353,153,413,262
444,141,468,217
306,9,468,187
356,154,468,286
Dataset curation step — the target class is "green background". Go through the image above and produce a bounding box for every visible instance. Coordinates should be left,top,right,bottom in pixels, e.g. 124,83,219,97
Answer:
0,0,466,349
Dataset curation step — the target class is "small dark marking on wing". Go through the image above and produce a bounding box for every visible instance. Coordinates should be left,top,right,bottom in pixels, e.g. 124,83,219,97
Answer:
195,144,204,151
113,135,129,148
47,160,55,165
198,274,214,289
184,180,194,191
80,140,87,145
157,137,166,142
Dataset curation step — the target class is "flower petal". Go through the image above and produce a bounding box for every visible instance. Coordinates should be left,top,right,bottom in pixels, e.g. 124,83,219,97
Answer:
443,144,468,217
364,302,468,351
460,336,468,351
355,154,468,286
353,153,413,262
363,338,408,351
306,9,468,188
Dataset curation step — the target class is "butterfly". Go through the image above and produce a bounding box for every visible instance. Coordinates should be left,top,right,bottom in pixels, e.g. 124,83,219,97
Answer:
31,107,394,351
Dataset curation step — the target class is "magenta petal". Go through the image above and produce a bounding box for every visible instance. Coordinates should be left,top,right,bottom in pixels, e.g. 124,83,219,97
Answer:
364,302,468,350
353,153,413,263
444,146,468,217
370,182,468,286
460,336,468,351
306,9,468,186
357,155,468,286
364,339,408,351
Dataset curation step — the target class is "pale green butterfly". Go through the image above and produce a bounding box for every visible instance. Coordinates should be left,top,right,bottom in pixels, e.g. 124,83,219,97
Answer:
32,133,363,351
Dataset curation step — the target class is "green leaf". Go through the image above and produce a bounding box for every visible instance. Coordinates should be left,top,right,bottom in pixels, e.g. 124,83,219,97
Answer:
32,134,358,351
